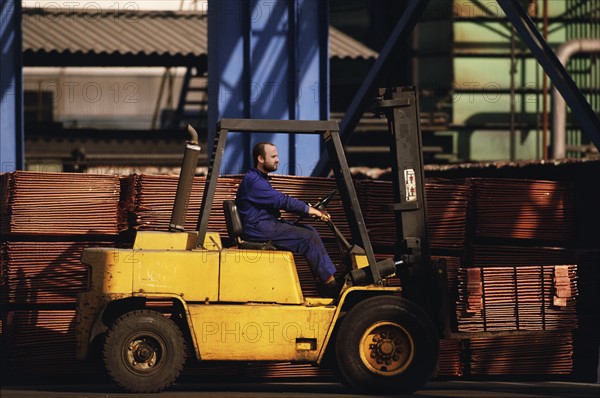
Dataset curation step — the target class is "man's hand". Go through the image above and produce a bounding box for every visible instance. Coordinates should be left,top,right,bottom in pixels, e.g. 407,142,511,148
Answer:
319,211,331,222
308,207,331,222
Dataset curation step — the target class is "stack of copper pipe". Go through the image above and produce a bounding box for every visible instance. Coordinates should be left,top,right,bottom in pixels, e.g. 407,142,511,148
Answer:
466,331,574,375
470,245,575,267
0,172,120,380
425,180,470,251
1,171,121,236
124,173,198,230
1,241,111,305
458,178,581,376
354,179,399,247
124,174,241,234
437,339,463,377
456,265,578,332
4,309,102,378
472,178,576,243
0,170,589,380
355,179,469,250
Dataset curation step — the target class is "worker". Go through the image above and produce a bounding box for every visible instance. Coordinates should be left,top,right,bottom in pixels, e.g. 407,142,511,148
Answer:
236,142,340,297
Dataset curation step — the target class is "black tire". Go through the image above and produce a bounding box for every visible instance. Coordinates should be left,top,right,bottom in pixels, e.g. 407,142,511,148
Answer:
335,295,438,394
103,309,186,393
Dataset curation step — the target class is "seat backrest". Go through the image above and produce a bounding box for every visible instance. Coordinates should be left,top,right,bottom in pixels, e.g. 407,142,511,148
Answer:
223,200,243,241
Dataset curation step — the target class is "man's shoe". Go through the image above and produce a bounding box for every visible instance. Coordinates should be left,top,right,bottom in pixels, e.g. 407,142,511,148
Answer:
319,276,344,298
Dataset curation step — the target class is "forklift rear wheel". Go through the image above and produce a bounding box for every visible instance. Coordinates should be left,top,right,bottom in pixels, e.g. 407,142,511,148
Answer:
103,309,186,393
335,295,438,394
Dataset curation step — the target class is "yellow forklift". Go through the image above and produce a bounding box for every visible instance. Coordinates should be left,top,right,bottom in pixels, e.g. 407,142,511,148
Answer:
75,87,440,394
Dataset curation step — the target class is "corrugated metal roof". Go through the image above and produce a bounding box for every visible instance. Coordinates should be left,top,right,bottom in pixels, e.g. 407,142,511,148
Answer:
330,25,378,60
22,8,377,66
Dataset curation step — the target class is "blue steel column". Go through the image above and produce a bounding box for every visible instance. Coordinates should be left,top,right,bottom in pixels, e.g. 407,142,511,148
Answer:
207,0,328,176
0,0,24,172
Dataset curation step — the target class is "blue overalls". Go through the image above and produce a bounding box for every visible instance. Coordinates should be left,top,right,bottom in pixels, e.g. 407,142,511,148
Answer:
235,168,337,281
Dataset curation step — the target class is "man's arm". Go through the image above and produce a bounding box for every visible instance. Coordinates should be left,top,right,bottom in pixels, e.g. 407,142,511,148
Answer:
241,172,329,220
244,174,308,214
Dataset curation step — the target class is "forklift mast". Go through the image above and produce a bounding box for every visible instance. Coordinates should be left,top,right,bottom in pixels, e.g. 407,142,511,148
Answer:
372,86,438,321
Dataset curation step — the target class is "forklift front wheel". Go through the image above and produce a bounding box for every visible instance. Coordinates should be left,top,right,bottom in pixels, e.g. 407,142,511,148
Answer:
335,295,438,394
103,309,186,393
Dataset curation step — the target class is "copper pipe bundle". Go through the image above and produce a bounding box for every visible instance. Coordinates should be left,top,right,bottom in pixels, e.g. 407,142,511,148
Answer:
124,174,241,234
1,241,111,305
5,309,102,377
354,179,400,246
466,332,573,375
125,173,198,230
425,180,470,251
1,171,121,236
470,245,575,267
456,265,578,332
437,339,463,377
355,179,469,250
472,178,575,242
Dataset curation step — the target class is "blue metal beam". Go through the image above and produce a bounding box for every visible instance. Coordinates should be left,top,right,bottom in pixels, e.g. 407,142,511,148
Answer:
497,0,600,151
0,0,24,172
207,0,328,176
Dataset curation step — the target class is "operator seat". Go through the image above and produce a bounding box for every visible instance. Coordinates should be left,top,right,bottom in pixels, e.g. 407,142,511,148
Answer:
223,200,277,250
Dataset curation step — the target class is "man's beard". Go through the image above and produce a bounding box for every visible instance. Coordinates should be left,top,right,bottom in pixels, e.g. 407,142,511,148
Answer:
264,162,278,172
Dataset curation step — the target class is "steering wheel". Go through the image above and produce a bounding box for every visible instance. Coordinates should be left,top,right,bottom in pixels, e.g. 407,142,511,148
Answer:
295,190,337,223
295,189,353,254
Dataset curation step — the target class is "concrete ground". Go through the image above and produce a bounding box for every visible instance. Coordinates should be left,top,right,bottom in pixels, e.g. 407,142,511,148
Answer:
1,381,599,398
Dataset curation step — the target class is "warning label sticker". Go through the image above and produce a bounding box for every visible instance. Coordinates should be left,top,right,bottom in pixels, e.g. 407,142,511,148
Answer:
404,169,417,202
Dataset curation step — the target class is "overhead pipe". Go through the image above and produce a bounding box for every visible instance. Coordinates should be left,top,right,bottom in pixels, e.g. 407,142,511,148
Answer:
552,39,600,159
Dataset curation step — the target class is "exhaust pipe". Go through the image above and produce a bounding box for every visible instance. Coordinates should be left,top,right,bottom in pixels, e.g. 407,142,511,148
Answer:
169,124,201,232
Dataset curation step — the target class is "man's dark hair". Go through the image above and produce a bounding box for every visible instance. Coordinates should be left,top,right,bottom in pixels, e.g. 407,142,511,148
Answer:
253,142,276,167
